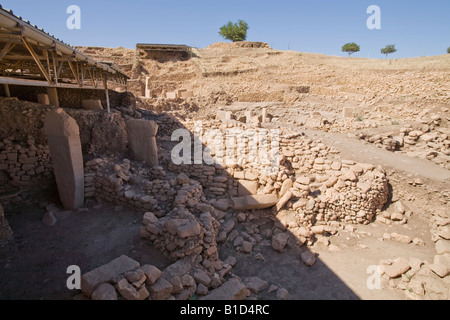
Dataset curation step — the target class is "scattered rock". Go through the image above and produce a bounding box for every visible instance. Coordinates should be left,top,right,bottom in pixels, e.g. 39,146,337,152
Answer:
176,173,190,185
91,283,118,301
408,258,423,272
116,279,139,300
301,251,316,267
193,269,212,287
236,212,247,222
429,263,450,278
138,286,150,300
244,277,268,294
201,278,248,300
267,284,278,293
241,241,253,253
279,179,293,198
196,283,209,296
413,238,425,246
276,288,289,300
149,278,173,300
142,212,158,226
395,201,406,214
169,276,184,294
255,253,266,261
407,279,425,296
42,212,57,226
345,225,356,232
221,219,235,234
141,265,162,286
224,256,237,267
384,258,411,278
271,232,290,252
390,212,405,222
81,255,140,298
435,240,450,255
328,244,340,252
311,225,325,235
429,255,450,278
390,233,412,244
126,269,145,284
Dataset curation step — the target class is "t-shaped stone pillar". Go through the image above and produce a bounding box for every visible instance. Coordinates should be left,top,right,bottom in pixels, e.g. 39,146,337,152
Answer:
126,119,159,167
44,109,84,210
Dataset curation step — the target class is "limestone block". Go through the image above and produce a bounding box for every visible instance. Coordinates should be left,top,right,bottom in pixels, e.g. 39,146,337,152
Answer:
238,180,258,196
81,255,140,298
180,91,194,99
201,278,248,300
232,194,279,211
166,92,177,100
81,99,103,111
126,119,159,167
44,109,84,210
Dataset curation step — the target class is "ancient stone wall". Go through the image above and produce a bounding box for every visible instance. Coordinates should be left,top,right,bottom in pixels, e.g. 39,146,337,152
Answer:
0,137,53,206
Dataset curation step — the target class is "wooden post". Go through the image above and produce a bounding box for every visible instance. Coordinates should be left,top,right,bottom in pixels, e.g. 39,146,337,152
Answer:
22,38,53,84
47,87,59,107
103,75,110,113
145,77,150,98
4,84,10,97
51,51,59,84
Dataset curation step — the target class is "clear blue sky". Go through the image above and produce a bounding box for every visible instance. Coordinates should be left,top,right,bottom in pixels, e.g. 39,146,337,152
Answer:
2,0,449,58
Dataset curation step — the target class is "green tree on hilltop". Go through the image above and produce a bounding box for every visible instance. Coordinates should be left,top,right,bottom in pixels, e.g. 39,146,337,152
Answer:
381,44,397,58
219,20,249,42
341,42,360,57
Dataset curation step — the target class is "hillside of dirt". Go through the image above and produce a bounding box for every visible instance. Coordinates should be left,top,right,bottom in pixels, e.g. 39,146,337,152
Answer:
77,42,450,170
77,43,449,110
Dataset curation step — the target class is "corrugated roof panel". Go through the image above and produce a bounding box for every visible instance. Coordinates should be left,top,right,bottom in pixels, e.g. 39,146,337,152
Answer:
0,5,129,79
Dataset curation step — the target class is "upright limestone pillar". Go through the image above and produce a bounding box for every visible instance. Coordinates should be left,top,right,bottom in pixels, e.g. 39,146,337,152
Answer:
126,119,159,167
44,109,84,209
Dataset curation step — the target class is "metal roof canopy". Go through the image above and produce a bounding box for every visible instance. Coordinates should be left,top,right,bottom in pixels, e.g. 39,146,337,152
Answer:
0,5,129,91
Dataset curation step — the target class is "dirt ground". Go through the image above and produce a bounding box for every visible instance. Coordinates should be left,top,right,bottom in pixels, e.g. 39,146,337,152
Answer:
0,200,170,300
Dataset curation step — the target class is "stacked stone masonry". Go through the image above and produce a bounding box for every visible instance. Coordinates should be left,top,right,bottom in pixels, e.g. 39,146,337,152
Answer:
0,137,53,194
79,255,247,301
81,118,390,269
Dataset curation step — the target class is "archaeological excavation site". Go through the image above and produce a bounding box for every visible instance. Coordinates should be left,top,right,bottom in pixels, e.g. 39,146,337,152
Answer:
0,6,449,301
